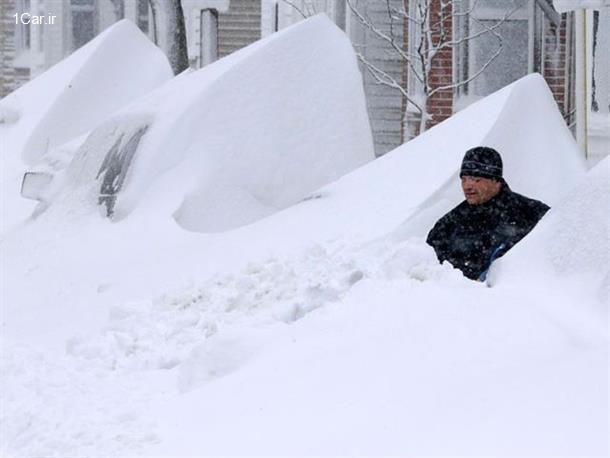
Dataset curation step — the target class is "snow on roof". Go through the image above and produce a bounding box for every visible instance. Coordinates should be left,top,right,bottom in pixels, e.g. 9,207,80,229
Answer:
55,14,374,231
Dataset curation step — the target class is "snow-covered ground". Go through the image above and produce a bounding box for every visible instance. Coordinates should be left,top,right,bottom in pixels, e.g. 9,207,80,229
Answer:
1,17,608,458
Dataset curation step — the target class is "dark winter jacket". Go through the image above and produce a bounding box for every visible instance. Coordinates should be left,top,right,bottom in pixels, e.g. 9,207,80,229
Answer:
426,182,550,280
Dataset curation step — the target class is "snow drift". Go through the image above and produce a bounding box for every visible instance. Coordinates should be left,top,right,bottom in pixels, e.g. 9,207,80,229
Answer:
0,19,172,164
391,73,586,239
1,43,606,456
494,156,610,300
0,20,172,233
235,73,586,248
50,14,374,232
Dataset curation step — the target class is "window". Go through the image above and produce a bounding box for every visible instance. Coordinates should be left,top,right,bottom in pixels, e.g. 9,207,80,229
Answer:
469,17,529,94
455,0,544,100
97,124,149,218
591,9,609,113
71,0,97,50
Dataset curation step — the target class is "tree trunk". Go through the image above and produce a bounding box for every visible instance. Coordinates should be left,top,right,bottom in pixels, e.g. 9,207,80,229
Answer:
150,0,189,75
418,97,428,135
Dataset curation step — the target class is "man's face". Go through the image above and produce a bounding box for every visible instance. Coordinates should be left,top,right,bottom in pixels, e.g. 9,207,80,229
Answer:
461,175,501,205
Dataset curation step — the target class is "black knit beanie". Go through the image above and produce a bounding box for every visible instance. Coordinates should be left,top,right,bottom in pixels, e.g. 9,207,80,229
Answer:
460,146,503,180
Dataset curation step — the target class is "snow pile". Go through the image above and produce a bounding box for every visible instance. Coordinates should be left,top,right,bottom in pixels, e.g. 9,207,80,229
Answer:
233,74,585,247
392,73,585,239
5,237,599,457
60,241,458,377
1,62,606,456
144,250,607,457
0,240,463,457
0,105,19,124
494,156,610,300
0,19,172,164
52,14,374,231
0,20,172,233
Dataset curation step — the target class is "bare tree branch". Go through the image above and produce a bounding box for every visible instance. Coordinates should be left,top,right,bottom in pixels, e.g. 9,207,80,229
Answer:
281,0,308,19
149,0,189,74
356,51,424,116
346,0,423,77
283,0,515,138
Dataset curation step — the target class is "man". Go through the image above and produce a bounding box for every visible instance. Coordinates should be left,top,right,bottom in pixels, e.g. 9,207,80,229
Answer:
426,146,550,281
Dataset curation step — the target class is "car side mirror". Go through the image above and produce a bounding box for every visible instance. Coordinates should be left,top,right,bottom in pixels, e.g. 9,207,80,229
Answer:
21,171,53,202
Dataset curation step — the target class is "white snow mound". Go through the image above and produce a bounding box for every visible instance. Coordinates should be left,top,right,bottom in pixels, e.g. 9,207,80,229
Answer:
494,156,610,299
53,14,374,232
0,19,172,234
392,73,585,239
0,19,172,165
239,74,585,246
1,65,606,457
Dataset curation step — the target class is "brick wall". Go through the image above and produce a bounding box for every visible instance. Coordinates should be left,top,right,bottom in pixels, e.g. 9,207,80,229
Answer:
425,0,454,129
543,13,569,116
401,0,454,138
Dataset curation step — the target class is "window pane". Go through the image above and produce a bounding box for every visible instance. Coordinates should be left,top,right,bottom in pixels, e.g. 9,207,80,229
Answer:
97,125,149,217
469,19,529,96
72,10,95,49
592,10,610,113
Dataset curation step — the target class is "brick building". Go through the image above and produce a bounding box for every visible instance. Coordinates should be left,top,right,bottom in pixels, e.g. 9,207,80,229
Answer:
263,0,608,159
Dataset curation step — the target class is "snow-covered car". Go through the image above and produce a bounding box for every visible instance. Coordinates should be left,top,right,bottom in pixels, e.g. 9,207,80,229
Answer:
21,15,374,232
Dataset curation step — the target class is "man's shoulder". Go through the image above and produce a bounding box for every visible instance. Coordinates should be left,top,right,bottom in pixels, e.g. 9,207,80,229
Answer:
506,189,549,209
503,188,550,218
434,200,470,233
437,200,470,223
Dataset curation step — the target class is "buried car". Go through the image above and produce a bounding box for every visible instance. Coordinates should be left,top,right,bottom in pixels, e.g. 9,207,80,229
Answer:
21,15,374,232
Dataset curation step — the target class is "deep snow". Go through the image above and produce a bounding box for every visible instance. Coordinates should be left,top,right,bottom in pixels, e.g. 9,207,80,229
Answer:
0,19,172,234
0,17,608,458
49,15,374,232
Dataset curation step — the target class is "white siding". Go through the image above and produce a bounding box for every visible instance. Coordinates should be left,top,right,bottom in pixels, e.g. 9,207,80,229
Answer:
348,0,405,155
